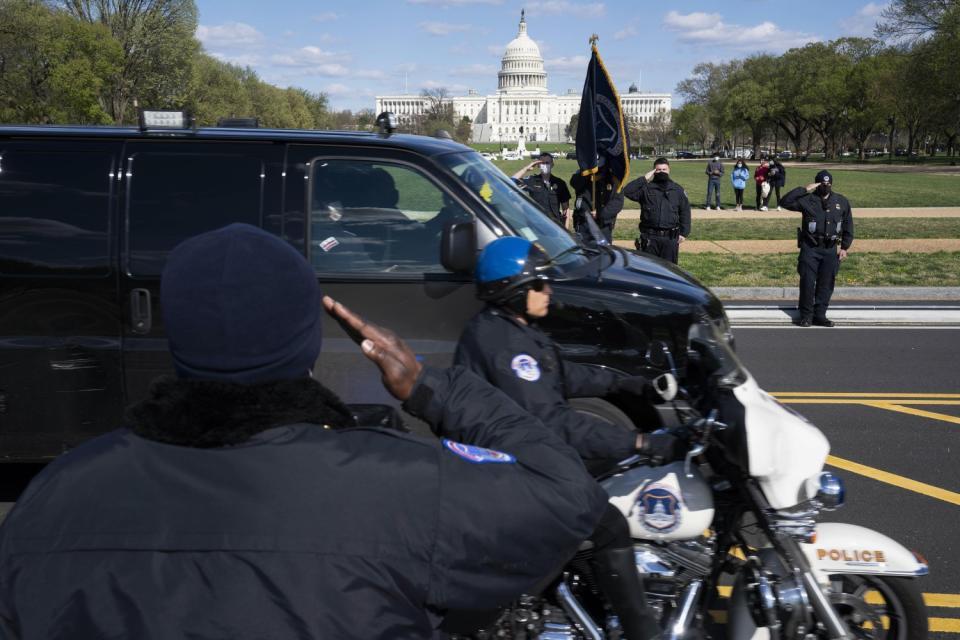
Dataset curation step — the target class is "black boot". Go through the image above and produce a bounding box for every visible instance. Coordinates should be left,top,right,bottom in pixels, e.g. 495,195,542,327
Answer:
591,547,661,640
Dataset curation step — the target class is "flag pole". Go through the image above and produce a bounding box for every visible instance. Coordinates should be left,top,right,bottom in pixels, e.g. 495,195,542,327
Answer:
589,34,598,220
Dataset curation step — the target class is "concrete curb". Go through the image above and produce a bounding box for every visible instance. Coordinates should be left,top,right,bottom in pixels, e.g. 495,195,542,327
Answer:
712,287,960,300
725,305,960,326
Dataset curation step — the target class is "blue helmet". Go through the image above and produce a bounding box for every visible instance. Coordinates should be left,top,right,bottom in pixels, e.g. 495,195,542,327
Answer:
475,237,550,303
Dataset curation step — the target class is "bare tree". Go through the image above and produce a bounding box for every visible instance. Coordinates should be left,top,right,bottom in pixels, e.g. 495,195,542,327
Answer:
875,0,956,42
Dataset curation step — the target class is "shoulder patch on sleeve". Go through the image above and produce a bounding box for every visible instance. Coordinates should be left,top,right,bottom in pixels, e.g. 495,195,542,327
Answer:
442,439,516,464
510,353,541,381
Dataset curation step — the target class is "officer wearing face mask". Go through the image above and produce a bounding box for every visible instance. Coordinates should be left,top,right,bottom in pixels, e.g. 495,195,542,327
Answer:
623,157,692,264
512,152,571,226
781,170,854,327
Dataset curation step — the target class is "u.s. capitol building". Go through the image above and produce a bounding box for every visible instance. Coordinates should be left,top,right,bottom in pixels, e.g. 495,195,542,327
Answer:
375,12,671,144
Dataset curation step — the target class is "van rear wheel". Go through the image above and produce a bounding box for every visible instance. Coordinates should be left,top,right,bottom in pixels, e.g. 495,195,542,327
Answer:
568,398,635,432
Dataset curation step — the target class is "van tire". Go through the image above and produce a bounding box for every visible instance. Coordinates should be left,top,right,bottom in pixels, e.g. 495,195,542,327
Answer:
567,397,635,432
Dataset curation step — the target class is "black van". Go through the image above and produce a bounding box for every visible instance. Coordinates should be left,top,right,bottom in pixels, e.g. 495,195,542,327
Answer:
0,121,731,461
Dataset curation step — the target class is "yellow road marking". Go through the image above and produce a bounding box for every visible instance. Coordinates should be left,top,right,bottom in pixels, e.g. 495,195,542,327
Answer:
826,454,960,506
861,401,960,426
720,586,960,609
932,618,960,633
773,393,960,399
778,399,960,406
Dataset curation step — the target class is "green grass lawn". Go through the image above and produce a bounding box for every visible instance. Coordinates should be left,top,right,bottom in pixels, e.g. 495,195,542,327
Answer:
680,252,960,287
492,158,960,208
613,217,960,241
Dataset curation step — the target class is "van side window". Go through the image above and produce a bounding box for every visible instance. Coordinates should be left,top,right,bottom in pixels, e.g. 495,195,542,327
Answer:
309,159,471,274
0,150,111,275
126,152,263,276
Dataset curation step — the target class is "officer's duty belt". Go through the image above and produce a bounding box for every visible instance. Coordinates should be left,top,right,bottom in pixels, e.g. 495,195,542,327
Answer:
640,226,679,238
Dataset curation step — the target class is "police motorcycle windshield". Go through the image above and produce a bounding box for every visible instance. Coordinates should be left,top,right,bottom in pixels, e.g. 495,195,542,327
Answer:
438,152,598,273
685,320,831,510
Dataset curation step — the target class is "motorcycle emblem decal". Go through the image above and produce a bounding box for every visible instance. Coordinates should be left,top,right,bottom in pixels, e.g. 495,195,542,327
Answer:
636,484,683,533
442,439,516,464
511,354,541,382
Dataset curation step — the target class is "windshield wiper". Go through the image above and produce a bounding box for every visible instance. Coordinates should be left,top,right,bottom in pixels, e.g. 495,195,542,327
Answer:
549,244,594,263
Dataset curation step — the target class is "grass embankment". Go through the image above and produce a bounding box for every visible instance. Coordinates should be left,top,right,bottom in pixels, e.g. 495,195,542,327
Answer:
492,159,960,208
681,252,960,287
612,218,960,241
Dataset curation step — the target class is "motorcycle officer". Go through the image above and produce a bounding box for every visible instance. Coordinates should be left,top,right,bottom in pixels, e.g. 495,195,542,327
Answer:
454,236,687,640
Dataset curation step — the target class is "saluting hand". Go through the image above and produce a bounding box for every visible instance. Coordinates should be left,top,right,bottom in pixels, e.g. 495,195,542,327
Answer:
805,182,819,193
323,296,423,401
644,169,656,181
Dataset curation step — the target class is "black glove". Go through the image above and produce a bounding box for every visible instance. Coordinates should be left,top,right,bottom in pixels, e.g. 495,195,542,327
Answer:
613,376,648,397
637,432,686,464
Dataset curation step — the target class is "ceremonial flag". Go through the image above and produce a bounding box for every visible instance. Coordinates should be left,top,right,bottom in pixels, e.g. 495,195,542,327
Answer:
575,43,630,192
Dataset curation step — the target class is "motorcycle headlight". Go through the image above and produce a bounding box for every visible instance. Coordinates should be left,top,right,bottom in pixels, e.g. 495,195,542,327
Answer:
815,472,845,510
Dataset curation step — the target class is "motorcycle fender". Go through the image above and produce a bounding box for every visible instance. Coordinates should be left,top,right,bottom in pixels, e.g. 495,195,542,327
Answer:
801,522,928,583
727,573,771,640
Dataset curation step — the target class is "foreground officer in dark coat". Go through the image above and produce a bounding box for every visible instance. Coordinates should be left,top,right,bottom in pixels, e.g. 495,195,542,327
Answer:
623,157,692,264
455,236,685,640
512,152,571,226
0,224,607,640
782,170,854,327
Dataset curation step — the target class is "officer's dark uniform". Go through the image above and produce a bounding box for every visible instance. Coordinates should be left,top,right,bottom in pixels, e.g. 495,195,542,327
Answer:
519,172,571,225
623,175,692,264
0,366,606,639
569,172,624,243
781,179,854,325
455,307,639,461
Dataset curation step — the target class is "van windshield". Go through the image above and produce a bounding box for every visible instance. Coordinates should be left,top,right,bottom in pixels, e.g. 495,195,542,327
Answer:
437,152,589,267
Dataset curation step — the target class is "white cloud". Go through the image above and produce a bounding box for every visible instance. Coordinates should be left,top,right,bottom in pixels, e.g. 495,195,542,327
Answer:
663,11,818,51
311,12,339,22
544,55,590,72
323,83,353,96
396,62,419,73
487,42,507,55
269,46,363,77
614,25,637,40
525,1,606,18
839,2,888,37
420,21,473,35
196,22,264,47
210,52,261,66
450,63,497,76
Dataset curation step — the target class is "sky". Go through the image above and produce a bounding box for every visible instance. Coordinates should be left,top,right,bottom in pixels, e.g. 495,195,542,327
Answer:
194,0,890,112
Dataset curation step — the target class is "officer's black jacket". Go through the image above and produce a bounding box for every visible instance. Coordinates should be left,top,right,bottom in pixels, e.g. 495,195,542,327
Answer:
781,187,854,250
454,308,638,461
569,173,624,227
623,176,692,236
0,368,606,639
519,174,571,222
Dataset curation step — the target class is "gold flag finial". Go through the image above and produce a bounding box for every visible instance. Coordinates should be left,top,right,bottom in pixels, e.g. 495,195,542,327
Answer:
589,34,599,46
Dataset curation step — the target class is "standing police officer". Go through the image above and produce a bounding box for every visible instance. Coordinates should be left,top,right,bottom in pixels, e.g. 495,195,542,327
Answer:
781,170,854,327
455,236,686,640
513,152,571,226
623,158,691,264
0,224,608,639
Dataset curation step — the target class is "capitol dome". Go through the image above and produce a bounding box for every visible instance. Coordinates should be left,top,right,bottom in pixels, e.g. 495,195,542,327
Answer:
498,10,547,94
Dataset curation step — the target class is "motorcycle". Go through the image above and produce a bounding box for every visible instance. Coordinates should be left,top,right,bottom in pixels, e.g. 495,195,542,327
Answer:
454,319,929,640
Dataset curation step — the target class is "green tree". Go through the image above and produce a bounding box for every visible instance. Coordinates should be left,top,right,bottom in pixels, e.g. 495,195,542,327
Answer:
565,113,578,142
454,115,472,143
876,0,957,42
673,102,712,154
186,54,252,126
0,0,120,124
721,55,780,159
57,0,200,124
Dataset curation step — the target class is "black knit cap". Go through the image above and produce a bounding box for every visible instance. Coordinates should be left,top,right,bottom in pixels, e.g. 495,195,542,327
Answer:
815,170,833,184
161,223,322,384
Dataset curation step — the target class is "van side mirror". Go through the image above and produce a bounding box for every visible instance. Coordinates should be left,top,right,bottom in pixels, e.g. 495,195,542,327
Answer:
441,221,476,274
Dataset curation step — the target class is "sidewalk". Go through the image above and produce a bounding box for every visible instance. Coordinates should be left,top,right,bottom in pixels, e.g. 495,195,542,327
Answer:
612,238,960,254
618,206,960,220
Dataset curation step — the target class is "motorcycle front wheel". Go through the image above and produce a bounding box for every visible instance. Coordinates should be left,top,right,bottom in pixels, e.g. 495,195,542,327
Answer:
828,574,928,640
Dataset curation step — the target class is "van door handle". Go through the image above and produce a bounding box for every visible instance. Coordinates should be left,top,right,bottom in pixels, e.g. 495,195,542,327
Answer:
130,288,152,335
